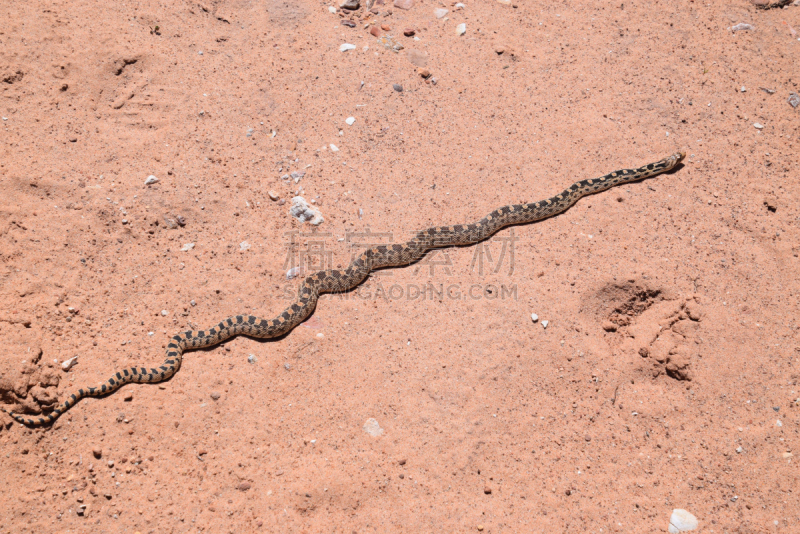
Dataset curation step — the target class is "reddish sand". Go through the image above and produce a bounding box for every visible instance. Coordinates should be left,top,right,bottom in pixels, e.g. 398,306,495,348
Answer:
1,0,799,532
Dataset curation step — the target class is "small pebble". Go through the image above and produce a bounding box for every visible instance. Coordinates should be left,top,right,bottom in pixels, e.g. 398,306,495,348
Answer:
345,116,356,126
418,68,431,78
753,122,764,129
729,23,754,32
339,43,357,52
434,8,448,18
381,24,391,31
370,26,381,37
330,144,339,152
181,243,195,252
456,23,466,35
483,487,492,494
284,363,292,370
108,460,115,468
248,354,257,364
238,481,252,491
268,190,279,201
341,20,355,28
286,266,303,280
363,418,384,436
789,93,800,108
144,175,158,185
160,310,168,316
328,6,336,13
124,393,133,402
92,448,102,459
239,241,251,251
740,86,746,92
190,300,197,306
394,0,414,9
668,509,699,533
404,28,415,36
210,392,221,401
393,83,403,92
61,356,78,371
541,320,549,329
530,313,538,323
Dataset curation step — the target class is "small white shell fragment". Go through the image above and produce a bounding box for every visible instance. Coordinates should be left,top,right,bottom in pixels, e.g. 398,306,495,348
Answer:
330,144,339,152
61,356,78,371
339,43,357,52
345,116,356,126
668,509,698,533
144,175,158,185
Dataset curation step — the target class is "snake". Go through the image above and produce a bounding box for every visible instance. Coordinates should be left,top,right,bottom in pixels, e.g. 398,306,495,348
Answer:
2,152,685,426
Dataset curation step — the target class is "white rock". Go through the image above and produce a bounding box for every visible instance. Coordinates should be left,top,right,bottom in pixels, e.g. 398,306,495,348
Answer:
668,509,698,533
740,86,746,92
456,23,466,35
541,320,549,328
753,122,763,129
345,116,356,126
339,43,357,52
729,23,754,32
363,418,384,437
434,8,448,18
144,175,158,185
268,190,279,201
181,243,195,252
239,241,251,251
286,266,303,280
531,313,539,323
61,356,78,371
161,310,168,316
328,5,336,12
329,144,339,152
290,196,324,225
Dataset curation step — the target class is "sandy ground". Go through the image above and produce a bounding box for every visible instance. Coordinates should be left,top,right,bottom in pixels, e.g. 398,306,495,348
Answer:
1,0,799,532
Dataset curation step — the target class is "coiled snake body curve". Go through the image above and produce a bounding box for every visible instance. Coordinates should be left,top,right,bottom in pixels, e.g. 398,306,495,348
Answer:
3,152,685,426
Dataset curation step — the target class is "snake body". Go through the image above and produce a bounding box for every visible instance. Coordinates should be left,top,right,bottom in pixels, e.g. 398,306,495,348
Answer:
3,152,684,426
